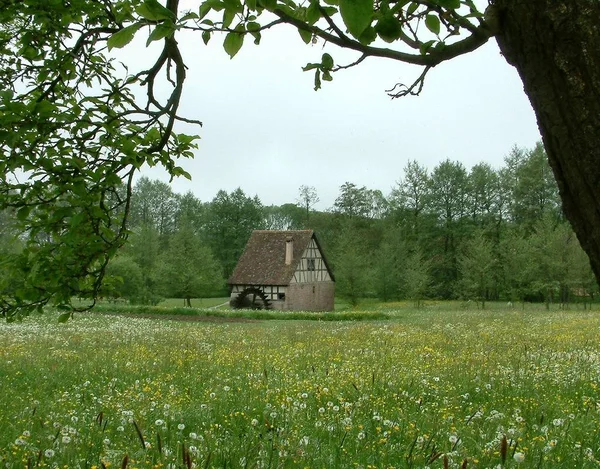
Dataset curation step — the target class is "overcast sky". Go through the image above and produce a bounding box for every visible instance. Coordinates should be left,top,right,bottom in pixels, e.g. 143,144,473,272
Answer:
131,7,541,211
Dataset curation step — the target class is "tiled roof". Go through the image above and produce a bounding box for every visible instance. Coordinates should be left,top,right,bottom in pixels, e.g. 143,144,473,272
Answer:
228,230,315,286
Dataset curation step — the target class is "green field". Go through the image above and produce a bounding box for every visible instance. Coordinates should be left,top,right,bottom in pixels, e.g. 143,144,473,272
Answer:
1,307,600,468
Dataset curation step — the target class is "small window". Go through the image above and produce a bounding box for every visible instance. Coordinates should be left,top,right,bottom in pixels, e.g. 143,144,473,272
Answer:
307,259,316,271
278,293,286,300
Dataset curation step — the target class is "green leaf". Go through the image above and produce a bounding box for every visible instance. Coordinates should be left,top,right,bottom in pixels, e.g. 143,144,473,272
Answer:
302,62,320,71
374,13,402,42
339,0,373,39
107,24,142,51
358,25,377,44
435,0,460,9
406,1,418,16
222,9,235,28
16,206,31,221
146,21,176,46
314,69,322,91
306,1,321,24
57,312,71,323
180,11,199,21
259,0,277,10
419,39,435,54
425,14,440,35
223,31,244,58
321,53,334,70
298,28,312,44
199,0,224,18
202,30,211,44
136,0,176,21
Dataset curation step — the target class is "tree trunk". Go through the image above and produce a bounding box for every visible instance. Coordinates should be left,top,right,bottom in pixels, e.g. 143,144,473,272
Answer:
494,0,600,285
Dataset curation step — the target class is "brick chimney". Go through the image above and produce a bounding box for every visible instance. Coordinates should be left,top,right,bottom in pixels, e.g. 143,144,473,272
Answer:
285,236,294,265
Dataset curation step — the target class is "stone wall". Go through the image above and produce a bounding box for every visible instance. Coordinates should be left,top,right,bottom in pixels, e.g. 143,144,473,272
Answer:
285,281,335,312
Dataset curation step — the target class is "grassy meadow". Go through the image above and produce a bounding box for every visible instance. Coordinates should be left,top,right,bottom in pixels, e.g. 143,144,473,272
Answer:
1,306,600,468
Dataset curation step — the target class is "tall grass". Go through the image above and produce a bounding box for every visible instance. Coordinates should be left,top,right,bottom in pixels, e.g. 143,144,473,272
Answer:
1,309,600,467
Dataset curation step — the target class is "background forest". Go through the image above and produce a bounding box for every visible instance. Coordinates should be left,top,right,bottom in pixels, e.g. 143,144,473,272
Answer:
2,143,597,308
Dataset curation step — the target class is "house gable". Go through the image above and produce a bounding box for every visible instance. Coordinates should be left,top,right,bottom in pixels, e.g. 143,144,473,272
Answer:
291,238,333,283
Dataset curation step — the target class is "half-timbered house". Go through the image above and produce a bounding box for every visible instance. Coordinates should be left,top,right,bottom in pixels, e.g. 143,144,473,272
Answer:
228,230,335,311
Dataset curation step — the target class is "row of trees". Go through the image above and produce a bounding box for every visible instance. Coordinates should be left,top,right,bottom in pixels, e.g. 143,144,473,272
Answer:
88,142,596,307
2,143,594,307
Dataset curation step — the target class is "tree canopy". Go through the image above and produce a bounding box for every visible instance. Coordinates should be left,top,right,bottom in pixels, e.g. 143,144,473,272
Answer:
1,0,600,318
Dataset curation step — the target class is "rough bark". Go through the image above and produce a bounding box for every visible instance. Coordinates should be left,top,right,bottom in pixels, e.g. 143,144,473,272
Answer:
494,0,600,284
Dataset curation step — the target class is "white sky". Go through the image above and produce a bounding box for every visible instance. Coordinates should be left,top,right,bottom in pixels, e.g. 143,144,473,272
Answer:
132,6,541,211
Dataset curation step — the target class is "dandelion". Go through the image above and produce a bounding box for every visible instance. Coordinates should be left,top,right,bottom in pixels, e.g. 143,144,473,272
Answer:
513,452,525,463
224,385,231,392
301,393,308,399
22,430,30,437
552,418,564,427
117,426,125,432
44,449,55,458
103,438,111,446
318,407,325,414
155,419,165,426
251,419,259,427
358,432,366,440
178,423,185,431
189,432,198,439
62,435,71,444
449,435,458,445
15,438,26,446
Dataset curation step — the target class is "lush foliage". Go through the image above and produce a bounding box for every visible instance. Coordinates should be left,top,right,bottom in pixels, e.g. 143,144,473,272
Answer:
2,308,600,467
0,0,199,318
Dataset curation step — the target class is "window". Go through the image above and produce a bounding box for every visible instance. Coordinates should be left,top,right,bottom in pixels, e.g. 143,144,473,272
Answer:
278,293,286,300
307,258,316,271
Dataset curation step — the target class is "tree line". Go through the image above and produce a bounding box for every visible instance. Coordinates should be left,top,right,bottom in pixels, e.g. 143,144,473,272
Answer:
1,143,596,308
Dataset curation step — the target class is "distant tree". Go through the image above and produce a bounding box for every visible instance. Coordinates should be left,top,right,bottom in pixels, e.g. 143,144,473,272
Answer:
130,177,179,242
468,163,504,231
374,229,406,301
297,185,320,226
402,246,431,309
458,231,497,308
389,160,430,238
103,256,144,302
498,229,534,305
334,182,388,220
205,188,264,277
263,204,303,230
175,191,206,234
125,224,162,305
333,182,371,218
427,160,470,296
510,143,561,229
156,223,223,307
332,223,372,307
528,216,567,309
